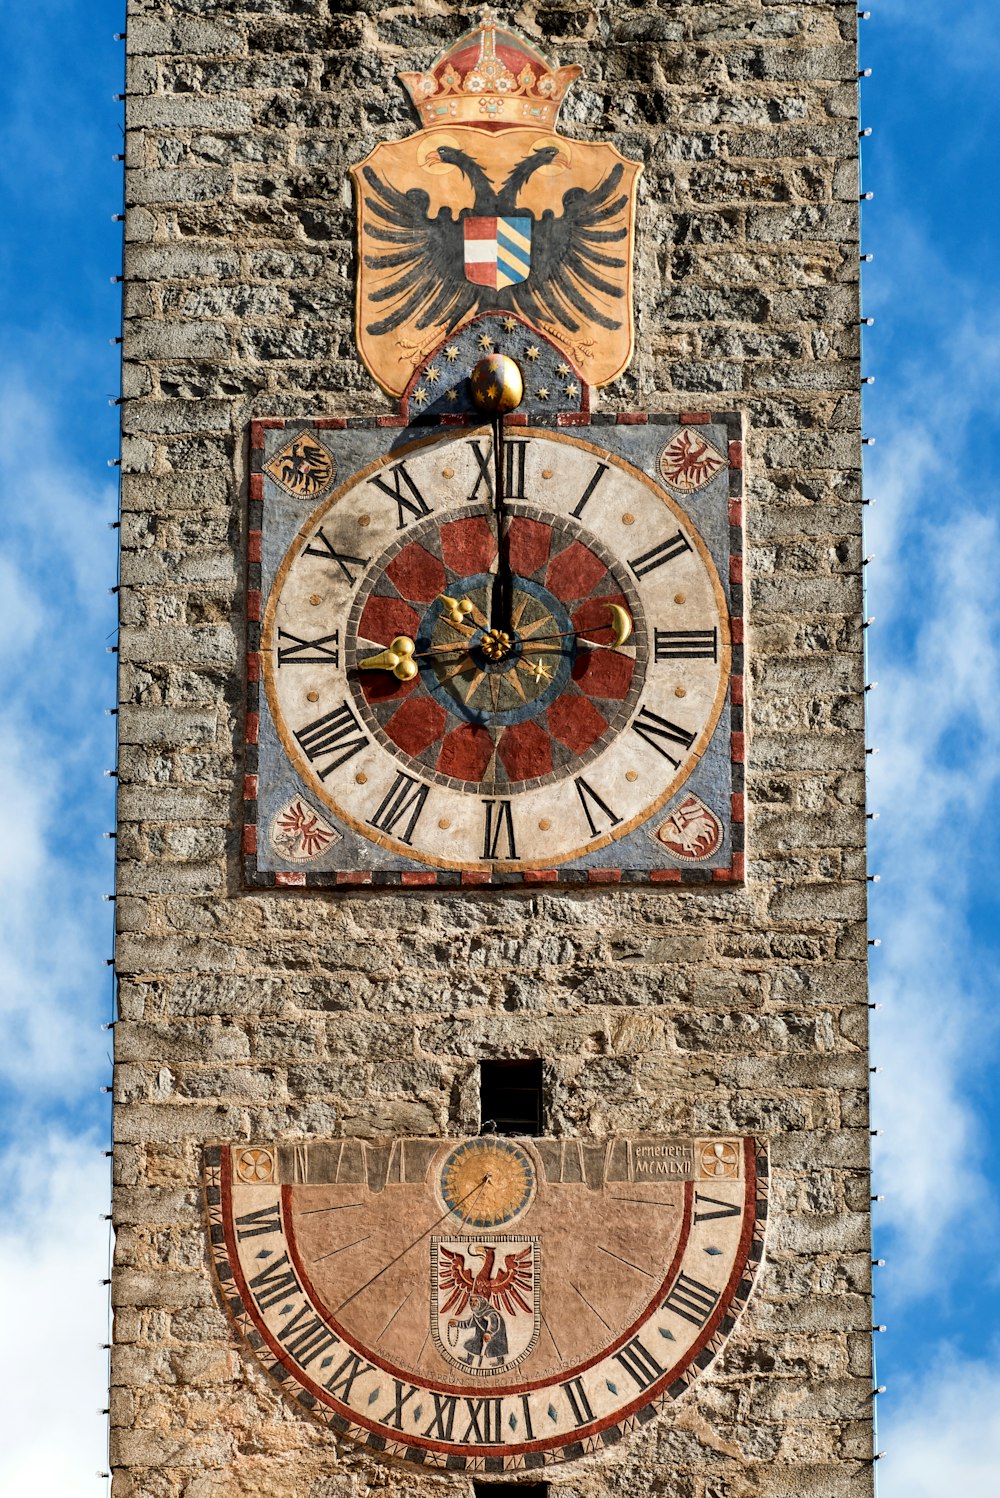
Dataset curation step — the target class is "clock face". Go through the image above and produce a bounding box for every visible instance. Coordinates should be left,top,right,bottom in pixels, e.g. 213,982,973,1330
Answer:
248,414,743,885
206,1135,767,1472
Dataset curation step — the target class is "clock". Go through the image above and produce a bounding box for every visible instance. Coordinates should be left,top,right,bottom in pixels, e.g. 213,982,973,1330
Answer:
205,1134,767,1472
246,406,743,886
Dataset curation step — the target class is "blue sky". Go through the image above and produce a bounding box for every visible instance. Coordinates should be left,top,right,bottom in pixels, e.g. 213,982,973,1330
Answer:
1,1,998,1490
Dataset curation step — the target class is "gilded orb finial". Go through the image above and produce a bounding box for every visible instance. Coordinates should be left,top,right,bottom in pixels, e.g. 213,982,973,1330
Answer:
469,353,524,414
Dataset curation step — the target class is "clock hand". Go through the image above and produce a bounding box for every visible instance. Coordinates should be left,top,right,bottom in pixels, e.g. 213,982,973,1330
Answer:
356,605,631,676
522,605,635,652
605,604,634,647
356,635,418,681
489,413,515,633
468,354,524,634
355,636,472,668
437,594,475,628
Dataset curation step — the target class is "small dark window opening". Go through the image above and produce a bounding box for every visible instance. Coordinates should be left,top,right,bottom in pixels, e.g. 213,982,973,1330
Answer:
474,1486,548,1498
479,1059,544,1136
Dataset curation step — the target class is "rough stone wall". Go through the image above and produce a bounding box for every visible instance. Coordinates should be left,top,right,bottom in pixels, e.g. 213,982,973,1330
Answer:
113,3,873,1496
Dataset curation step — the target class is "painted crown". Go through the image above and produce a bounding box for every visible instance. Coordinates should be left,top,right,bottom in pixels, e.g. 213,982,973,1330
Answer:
398,7,582,131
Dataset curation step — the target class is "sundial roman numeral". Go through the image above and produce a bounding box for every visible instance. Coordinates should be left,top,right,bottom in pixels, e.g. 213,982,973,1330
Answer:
323,1349,375,1402
460,1397,504,1445
247,1252,302,1311
385,1380,420,1431
234,1202,282,1240
278,1303,341,1367
368,460,432,529
694,1191,741,1224
422,1393,459,1441
662,1271,719,1327
560,1376,595,1427
613,1335,665,1391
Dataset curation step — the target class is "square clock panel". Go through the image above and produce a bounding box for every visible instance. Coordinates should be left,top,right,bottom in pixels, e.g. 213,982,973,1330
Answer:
244,412,744,889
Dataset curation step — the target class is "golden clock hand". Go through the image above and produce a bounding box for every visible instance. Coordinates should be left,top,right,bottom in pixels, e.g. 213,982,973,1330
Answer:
521,605,635,652
469,355,524,636
522,633,624,653
414,641,479,660
606,604,634,647
489,413,512,632
437,594,475,628
356,635,418,681
354,604,631,675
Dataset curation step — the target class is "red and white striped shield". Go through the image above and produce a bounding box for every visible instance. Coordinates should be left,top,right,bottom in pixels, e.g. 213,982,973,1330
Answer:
463,215,532,290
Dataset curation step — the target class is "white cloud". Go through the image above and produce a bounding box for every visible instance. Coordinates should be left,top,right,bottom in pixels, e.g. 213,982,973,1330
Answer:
878,1351,1000,1497
0,379,115,607
0,366,119,1483
865,304,1000,1291
0,376,117,1094
0,1130,110,1493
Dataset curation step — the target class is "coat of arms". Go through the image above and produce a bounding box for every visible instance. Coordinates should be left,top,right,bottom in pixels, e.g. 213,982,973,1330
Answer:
350,8,642,396
431,1235,541,1375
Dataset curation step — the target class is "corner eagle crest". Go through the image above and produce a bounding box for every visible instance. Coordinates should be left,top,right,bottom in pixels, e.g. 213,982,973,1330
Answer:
349,8,643,397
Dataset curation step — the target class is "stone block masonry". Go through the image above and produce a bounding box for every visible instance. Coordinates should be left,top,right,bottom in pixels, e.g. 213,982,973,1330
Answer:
114,3,872,1496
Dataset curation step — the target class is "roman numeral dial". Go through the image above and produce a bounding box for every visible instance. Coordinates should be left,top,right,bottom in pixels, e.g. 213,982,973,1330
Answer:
259,422,735,878
213,1132,763,1472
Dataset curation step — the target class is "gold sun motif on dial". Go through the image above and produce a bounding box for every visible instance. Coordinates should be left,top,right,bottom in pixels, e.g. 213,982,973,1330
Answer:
438,1138,537,1228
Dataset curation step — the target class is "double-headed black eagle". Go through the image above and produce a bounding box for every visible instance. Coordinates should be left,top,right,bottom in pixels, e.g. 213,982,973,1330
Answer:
361,144,628,337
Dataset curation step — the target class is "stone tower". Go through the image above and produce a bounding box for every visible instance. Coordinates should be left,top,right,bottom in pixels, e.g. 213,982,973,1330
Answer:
113,4,874,1496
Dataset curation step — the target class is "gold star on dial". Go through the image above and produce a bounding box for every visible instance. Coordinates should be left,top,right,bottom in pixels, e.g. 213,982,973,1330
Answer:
565,382,579,398
444,346,459,362
527,658,554,683
478,333,494,351
525,345,541,361
502,316,518,332
412,387,428,405
556,361,571,376
424,365,441,383
537,386,550,400
446,387,459,402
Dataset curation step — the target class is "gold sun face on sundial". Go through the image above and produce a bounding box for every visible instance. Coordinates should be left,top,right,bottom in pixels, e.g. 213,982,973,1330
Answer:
438,1138,536,1228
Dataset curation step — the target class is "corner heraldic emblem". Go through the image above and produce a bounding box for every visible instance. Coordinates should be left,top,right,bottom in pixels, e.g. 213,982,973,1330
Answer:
350,7,643,397
204,1135,767,1472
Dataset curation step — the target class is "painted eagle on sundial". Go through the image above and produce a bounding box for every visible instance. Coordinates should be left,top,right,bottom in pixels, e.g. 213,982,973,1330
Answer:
361,144,629,338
